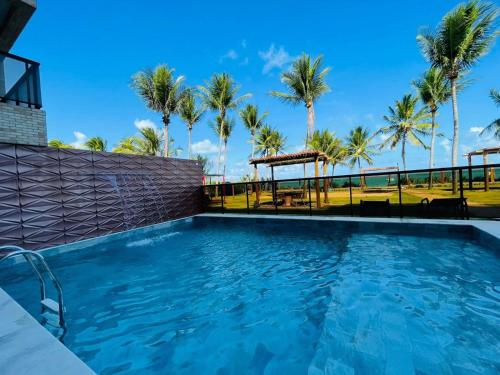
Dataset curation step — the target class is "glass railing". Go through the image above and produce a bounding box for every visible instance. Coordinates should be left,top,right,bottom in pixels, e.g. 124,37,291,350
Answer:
0,52,42,108
203,164,500,220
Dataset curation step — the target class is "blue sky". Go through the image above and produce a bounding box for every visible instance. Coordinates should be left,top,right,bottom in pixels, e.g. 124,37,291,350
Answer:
13,0,499,180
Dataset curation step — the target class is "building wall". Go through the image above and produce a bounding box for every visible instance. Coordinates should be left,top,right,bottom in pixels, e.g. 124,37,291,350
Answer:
0,143,203,250
0,103,47,146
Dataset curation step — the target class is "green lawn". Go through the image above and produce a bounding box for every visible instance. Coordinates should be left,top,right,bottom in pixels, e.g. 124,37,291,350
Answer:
207,183,500,213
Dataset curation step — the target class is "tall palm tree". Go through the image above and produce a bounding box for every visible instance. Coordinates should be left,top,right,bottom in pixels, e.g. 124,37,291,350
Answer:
345,126,377,172
84,136,107,152
211,116,236,178
413,68,451,184
179,89,205,159
48,139,74,149
131,65,185,157
239,104,268,160
417,1,498,192
480,89,500,140
377,94,431,182
198,73,250,181
269,54,331,147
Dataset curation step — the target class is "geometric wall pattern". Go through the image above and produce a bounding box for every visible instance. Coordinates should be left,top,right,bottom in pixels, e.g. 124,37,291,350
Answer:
0,143,203,250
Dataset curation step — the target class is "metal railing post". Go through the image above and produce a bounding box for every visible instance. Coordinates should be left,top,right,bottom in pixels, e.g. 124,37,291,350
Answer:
397,172,403,218
468,165,473,190
459,168,465,219
245,183,250,214
349,177,353,216
273,181,278,215
308,179,312,216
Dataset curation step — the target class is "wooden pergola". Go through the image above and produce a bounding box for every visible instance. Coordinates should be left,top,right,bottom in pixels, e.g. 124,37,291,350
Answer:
464,146,500,191
249,150,329,207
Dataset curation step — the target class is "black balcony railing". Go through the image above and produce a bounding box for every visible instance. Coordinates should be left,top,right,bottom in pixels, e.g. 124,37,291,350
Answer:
0,52,42,109
203,164,500,220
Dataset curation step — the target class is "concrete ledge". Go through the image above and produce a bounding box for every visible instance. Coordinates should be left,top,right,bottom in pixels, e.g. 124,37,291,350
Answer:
0,289,95,375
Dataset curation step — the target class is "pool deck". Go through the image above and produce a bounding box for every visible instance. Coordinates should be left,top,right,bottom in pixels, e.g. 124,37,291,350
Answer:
0,288,95,375
0,214,498,375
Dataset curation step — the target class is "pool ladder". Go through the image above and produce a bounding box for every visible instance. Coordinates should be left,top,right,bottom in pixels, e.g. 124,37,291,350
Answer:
0,245,66,329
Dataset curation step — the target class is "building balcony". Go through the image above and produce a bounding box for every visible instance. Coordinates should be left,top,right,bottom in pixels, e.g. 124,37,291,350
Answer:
0,51,42,109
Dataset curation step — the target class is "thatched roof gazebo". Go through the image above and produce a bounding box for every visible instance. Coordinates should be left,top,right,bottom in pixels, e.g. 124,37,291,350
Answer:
249,150,329,207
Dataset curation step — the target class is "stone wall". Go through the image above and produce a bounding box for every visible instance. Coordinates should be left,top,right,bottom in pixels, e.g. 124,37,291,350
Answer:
0,143,203,250
0,103,47,146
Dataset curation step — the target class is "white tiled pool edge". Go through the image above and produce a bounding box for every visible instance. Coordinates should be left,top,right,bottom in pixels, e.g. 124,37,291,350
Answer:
0,214,497,375
0,289,95,375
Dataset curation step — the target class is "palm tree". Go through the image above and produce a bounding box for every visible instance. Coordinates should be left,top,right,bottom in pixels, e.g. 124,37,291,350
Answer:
268,130,286,156
255,125,275,157
179,89,205,159
239,104,268,160
211,116,235,178
131,65,185,157
113,127,163,156
113,137,139,155
377,94,431,183
480,89,500,140
310,129,342,202
48,139,74,149
414,67,451,187
270,54,331,147
198,73,250,181
84,136,107,152
195,154,213,175
345,126,377,172
417,1,498,192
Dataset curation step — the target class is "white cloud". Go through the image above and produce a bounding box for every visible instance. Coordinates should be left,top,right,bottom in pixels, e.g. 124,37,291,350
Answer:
241,39,247,48
440,138,451,152
379,134,390,142
219,49,238,63
134,118,157,130
258,44,294,74
70,131,87,148
192,139,219,154
364,113,375,122
239,57,249,66
469,126,484,134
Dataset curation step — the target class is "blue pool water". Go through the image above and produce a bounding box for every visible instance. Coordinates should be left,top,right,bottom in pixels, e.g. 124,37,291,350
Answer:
1,217,499,374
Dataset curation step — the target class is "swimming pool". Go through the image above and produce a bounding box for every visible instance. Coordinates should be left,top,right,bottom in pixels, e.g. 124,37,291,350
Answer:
1,215,499,374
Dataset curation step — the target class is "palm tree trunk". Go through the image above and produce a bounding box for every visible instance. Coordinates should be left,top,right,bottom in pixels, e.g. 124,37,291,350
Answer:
428,110,436,189
402,139,409,185
188,126,192,159
451,78,459,194
163,116,170,157
303,102,315,196
223,140,228,178
251,131,255,160
331,164,335,176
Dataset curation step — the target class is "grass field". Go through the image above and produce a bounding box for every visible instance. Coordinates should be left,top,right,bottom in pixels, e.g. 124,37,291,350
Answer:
206,182,500,217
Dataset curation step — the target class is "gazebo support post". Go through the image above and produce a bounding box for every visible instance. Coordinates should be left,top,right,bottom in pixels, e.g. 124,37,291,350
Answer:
483,151,489,192
468,155,473,190
323,160,329,203
314,157,321,208
254,164,260,206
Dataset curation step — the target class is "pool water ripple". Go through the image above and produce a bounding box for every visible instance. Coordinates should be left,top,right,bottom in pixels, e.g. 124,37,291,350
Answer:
1,220,499,374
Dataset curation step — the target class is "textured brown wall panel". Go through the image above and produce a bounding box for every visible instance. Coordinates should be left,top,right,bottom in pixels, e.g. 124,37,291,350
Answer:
0,143,203,250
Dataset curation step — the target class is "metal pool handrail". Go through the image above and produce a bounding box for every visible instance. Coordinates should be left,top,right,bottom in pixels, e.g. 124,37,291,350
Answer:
0,246,65,327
